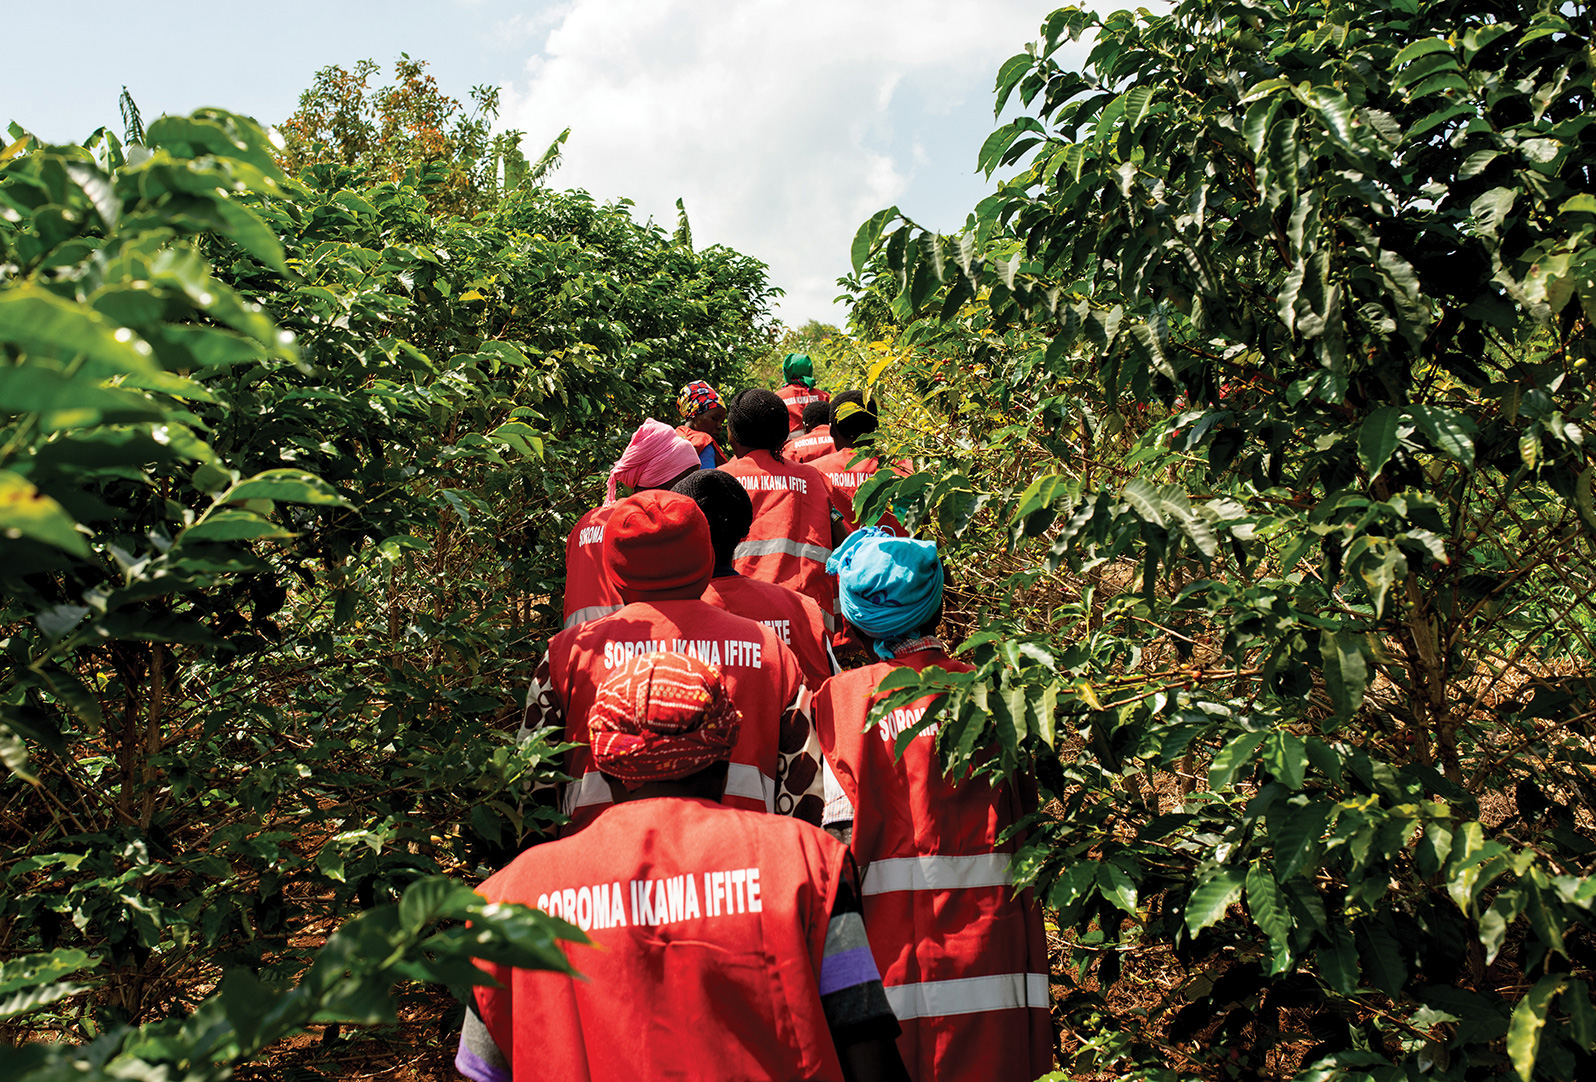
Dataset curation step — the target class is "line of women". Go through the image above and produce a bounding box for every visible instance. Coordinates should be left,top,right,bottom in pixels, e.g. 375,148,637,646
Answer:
523,355,1053,1081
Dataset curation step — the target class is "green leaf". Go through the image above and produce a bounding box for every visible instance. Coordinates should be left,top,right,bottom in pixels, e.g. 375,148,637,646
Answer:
0,949,97,997
181,510,295,543
1186,864,1245,935
1243,97,1280,158
1123,86,1155,131
1563,979,1595,1051
1262,731,1307,789
0,285,160,375
1266,117,1299,207
1271,801,1331,879
1320,630,1367,717
144,112,285,179
0,365,164,428
1508,975,1565,1082
1392,37,1452,67
492,422,545,460
1316,927,1360,994
1096,862,1139,916
0,722,33,782
221,469,349,507
993,53,1034,116
851,208,898,275
1246,865,1293,973
1409,405,1477,469
1357,406,1402,478
1357,920,1408,996
0,982,91,1022
1471,187,1517,239
210,197,290,273
0,470,90,557
1210,730,1266,789
399,876,481,933
1122,477,1165,527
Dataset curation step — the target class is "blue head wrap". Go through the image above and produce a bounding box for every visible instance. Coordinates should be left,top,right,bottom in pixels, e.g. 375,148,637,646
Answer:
826,528,944,659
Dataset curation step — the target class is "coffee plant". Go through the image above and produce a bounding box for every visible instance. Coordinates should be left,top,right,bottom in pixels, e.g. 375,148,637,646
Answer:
0,71,776,1076
846,1,1596,1079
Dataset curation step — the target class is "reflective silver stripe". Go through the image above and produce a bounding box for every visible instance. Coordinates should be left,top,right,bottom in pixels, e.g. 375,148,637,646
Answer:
724,763,778,810
821,609,837,633
562,771,612,814
884,973,1050,1020
564,765,775,814
564,604,621,629
735,537,832,564
861,854,1014,896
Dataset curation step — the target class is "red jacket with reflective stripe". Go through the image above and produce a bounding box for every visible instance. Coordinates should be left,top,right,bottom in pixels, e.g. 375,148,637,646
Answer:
777,384,831,432
809,449,908,533
676,424,728,466
814,649,1053,1082
784,424,835,464
474,798,849,1082
561,506,621,629
545,599,804,832
703,573,833,689
720,450,845,628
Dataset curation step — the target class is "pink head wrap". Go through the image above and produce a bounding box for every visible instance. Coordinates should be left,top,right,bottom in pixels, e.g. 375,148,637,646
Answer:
606,419,702,504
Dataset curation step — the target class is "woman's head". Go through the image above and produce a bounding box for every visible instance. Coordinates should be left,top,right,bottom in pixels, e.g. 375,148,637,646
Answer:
727,388,790,457
829,390,879,450
678,381,727,440
826,528,945,658
606,419,702,504
781,352,816,388
672,469,754,569
799,400,830,433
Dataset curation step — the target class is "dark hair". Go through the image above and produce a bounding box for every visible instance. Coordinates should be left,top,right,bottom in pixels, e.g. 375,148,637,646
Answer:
672,469,753,567
828,389,879,449
727,388,789,455
801,400,830,430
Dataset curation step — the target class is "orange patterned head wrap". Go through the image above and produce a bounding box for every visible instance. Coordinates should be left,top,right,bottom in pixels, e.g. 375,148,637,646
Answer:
589,652,742,789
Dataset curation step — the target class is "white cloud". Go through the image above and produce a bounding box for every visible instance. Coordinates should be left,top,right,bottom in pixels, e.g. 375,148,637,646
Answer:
499,0,1050,327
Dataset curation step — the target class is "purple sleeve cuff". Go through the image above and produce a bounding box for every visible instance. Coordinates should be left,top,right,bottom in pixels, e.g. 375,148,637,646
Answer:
456,1041,512,1082
818,946,883,996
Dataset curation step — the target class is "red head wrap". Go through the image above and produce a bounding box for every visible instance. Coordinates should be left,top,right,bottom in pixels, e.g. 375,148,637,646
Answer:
589,651,742,789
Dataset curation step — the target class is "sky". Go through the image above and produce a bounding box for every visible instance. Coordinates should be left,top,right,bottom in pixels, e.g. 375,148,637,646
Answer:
4,0,1102,327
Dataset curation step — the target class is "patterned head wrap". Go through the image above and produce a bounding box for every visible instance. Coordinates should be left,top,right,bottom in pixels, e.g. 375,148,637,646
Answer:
678,381,724,421
589,652,742,789
827,528,945,659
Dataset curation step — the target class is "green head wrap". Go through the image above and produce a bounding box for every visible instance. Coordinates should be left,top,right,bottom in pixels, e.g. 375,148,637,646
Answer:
782,352,816,389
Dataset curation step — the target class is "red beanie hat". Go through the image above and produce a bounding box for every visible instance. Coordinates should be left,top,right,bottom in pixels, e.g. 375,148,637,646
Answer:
602,490,714,601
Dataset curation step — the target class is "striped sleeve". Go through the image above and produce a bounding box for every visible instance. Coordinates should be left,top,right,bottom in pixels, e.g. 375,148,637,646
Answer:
819,874,899,1044
455,1002,511,1082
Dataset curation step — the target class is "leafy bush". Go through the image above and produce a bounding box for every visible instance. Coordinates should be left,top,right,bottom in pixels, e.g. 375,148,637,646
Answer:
1,82,776,1071
846,1,1596,1078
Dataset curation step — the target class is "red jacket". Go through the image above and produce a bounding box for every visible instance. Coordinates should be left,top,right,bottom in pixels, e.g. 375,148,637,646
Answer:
535,599,813,833
814,648,1054,1082
784,424,835,464
703,574,834,689
474,798,849,1081
561,506,622,629
719,450,847,632
809,448,908,534
676,424,728,467
777,385,831,432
